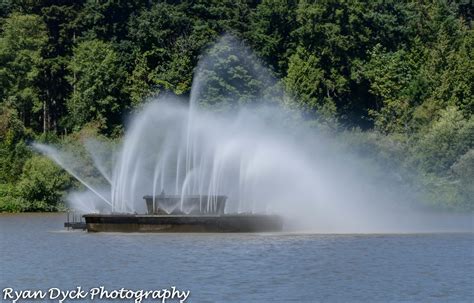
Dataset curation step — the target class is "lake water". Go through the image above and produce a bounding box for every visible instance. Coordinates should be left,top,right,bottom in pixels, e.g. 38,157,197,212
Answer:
0,213,473,302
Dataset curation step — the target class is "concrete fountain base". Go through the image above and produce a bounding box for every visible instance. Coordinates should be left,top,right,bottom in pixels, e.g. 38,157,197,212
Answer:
83,213,283,233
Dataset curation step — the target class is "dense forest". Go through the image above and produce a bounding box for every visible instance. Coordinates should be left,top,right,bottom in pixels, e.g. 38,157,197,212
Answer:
0,0,472,212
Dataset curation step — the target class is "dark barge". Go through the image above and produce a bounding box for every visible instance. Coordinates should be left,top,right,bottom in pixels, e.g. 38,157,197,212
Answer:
76,195,283,233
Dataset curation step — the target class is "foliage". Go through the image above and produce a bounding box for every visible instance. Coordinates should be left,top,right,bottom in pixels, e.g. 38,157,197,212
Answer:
17,155,72,211
248,0,297,75
0,104,32,184
0,13,48,131
66,39,127,133
0,183,23,212
364,45,422,133
195,35,280,111
0,1,472,211
285,46,335,120
414,106,473,175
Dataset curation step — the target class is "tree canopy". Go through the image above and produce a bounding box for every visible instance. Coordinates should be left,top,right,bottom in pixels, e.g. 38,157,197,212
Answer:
0,0,472,211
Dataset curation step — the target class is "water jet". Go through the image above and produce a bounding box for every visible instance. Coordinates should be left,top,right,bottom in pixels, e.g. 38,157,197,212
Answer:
40,36,464,234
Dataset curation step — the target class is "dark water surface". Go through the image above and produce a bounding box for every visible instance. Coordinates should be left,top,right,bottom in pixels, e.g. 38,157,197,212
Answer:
1,213,473,302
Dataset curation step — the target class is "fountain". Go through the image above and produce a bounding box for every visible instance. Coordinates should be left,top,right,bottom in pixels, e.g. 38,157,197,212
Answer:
36,36,456,234
35,36,289,232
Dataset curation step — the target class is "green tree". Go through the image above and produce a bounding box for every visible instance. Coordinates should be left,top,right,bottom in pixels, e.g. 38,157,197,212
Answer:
284,46,336,121
127,2,191,53
193,35,279,112
125,1,196,100
248,0,297,75
364,44,424,133
415,26,473,123
39,3,84,133
0,13,48,130
290,0,380,126
0,183,23,212
125,52,156,107
76,0,146,42
17,155,72,211
0,103,31,183
189,0,254,36
67,39,127,133
414,106,474,175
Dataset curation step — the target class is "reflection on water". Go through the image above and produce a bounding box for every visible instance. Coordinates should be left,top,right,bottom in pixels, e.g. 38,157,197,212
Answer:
0,213,473,302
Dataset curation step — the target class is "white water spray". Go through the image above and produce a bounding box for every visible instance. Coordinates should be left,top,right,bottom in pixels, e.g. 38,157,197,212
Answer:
34,36,472,233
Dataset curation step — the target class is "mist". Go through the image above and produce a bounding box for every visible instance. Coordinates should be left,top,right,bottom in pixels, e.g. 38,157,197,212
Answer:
34,36,472,233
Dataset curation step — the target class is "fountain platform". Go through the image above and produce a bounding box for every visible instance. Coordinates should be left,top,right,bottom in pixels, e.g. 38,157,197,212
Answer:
79,195,283,232
82,213,282,232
